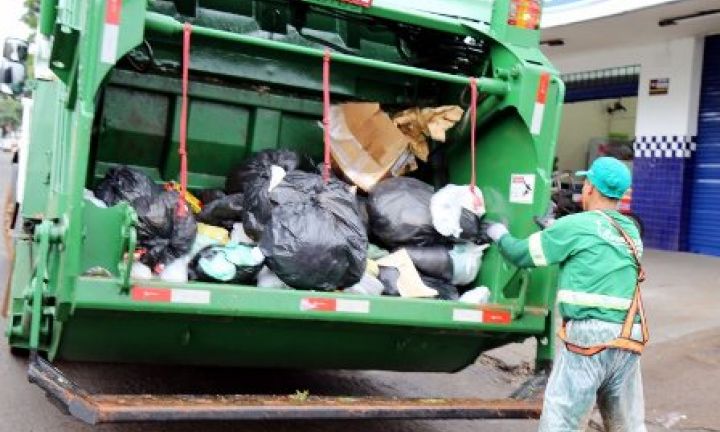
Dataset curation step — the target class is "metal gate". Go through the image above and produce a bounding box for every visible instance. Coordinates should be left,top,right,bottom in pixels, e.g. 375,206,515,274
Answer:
688,35,720,256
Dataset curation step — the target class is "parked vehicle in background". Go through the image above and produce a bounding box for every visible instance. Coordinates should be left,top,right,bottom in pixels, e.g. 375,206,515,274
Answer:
551,169,644,237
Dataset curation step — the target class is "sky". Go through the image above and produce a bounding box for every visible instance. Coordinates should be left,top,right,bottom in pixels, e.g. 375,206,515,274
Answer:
0,0,31,43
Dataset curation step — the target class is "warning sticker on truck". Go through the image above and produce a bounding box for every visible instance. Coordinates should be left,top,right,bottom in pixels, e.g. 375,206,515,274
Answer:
509,174,535,204
452,308,512,324
300,298,370,314
131,287,211,305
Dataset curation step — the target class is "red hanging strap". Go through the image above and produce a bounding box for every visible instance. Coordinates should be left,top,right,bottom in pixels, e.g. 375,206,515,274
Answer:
322,48,332,184
177,22,192,217
468,77,482,210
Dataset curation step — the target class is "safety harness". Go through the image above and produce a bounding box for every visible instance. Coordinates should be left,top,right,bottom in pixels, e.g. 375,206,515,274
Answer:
557,210,649,356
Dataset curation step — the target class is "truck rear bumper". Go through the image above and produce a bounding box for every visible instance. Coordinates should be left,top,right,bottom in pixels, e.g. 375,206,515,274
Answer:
47,277,548,372
29,353,545,424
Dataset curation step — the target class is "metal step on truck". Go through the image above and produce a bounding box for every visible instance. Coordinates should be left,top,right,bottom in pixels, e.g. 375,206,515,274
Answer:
2,0,564,424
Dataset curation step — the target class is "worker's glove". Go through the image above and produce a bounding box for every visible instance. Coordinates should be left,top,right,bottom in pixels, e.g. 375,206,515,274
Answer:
478,220,509,243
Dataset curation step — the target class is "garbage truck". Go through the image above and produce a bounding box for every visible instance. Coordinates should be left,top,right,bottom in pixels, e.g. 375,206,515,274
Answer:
3,0,564,424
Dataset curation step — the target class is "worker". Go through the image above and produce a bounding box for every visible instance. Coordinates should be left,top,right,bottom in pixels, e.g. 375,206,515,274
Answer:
483,156,648,431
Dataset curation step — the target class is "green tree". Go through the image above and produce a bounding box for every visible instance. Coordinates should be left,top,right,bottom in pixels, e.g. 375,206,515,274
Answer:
0,97,22,128
22,0,40,39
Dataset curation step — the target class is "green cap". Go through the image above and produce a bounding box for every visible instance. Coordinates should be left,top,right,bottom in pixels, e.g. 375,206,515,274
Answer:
576,157,631,199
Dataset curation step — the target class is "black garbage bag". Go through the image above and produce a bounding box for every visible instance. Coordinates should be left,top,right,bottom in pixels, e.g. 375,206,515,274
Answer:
225,149,303,194
405,246,453,282
197,189,226,206
356,194,370,232
367,177,446,248
197,193,244,231
420,275,460,301
429,184,486,243
378,266,401,296
94,166,162,206
132,191,197,269
259,171,367,290
241,173,278,241
189,243,264,284
457,209,484,243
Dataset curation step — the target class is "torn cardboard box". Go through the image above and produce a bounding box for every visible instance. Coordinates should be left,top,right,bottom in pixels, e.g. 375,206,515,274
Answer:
328,103,464,192
392,105,464,162
328,103,414,192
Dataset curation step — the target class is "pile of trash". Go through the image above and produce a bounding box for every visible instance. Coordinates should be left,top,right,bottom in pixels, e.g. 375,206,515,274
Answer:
86,103,493,304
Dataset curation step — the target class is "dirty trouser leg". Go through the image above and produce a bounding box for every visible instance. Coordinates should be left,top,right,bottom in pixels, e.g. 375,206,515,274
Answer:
597,352,646,432
538,344,602,432
538,319,646,432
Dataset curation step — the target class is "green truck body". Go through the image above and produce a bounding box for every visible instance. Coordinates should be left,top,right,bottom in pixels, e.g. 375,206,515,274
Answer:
5,0,564,420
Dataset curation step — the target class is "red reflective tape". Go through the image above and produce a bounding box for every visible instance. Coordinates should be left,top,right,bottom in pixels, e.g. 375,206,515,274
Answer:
300,298,337,312
300,298,370,313
131,287,172,303
482,309,512,324
105,0,122,25
536,72,550,104
452,307,512,324
341,0,372,7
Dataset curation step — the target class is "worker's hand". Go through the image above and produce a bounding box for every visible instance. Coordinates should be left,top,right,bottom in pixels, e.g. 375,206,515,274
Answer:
479,220,509,243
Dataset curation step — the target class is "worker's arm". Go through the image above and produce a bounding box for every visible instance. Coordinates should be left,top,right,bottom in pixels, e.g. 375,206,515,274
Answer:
496,234,535,268
485,215,582,268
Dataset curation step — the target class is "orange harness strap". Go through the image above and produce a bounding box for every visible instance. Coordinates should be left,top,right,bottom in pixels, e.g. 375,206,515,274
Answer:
557,211,649,356
176,22,192,217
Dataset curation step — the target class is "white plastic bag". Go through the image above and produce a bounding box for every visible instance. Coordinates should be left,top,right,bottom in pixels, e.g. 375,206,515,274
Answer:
459,286,491,304
84,189,107,208
449,243,488,285
160,256,189,283
130,261,153,280
430,184,485,239
230,222,255,244
268,165,287,192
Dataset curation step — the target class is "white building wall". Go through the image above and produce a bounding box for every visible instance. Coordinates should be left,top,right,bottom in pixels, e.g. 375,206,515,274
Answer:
548,37,705,138
542,0,677,28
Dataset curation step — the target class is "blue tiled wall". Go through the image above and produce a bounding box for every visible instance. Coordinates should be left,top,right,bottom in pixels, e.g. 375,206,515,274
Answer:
632,156,693,250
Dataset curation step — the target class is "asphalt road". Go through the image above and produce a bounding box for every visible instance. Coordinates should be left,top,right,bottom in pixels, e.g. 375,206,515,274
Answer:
1,152,720,431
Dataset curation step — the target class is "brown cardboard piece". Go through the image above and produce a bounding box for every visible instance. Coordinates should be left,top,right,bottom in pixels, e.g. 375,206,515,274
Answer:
328,103,413,192
376,249,438,298
392,105,464,162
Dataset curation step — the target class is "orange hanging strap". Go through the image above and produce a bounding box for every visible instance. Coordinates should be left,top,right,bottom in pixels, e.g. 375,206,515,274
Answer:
322,49,332,184
468,78,482,210
177,22,192,217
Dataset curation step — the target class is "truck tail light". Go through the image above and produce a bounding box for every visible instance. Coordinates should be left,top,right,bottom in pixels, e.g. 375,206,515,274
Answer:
508,0,541,30
340,0,372,7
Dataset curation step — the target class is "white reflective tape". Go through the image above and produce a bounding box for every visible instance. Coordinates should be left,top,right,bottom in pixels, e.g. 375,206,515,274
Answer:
336,299,370,313
171,289,211,304
530,102,545,135
557,289,631,310
101,24,120,64
453,309,483,323
528,232,548,267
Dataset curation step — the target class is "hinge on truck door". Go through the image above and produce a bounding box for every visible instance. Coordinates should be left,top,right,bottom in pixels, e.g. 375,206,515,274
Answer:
118,206,138,294
25,220,64,351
